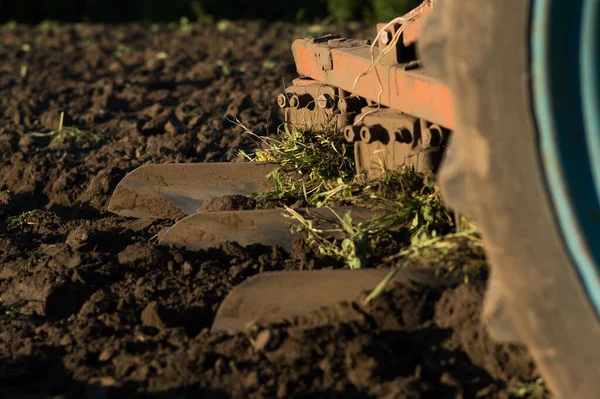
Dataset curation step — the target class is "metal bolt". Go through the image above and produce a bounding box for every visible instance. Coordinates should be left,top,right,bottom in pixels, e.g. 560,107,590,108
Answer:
360,126,373,143
360,126,377,144
422,125,442,147
277,93,289,108
289,95,300,108
360,125,389,144
344,125,362,142
289,93,313,109
380,30,393,45
317,93,335,109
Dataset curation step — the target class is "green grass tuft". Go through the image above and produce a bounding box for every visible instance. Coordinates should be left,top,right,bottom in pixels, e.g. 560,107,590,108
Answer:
283,168,455,269
285,206,371,269
7,210,41,227
365,228,484,303
240,122,355,202
28,126,110,146
510,378,547,398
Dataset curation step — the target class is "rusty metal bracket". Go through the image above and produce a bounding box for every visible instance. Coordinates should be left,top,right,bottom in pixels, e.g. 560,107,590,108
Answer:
346,107,448,178
297,35,372,74
314,46,333,71
291,39,453,130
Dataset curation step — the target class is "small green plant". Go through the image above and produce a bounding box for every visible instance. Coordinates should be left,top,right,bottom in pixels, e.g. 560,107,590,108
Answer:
261,59,280,70
7,210,41,227
216,19,236,32
190,0,214,24
510,378,546,398
18,258,34,278
29,127,108,145
3,21,17,30
114,43,130,58
179,16,193,32
27,113,110,146
216,59,231,76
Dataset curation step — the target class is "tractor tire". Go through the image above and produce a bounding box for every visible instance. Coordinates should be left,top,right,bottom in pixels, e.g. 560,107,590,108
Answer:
420,0,600,398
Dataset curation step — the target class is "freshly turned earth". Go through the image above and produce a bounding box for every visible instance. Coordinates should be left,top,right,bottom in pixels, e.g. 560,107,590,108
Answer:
0,22,545,398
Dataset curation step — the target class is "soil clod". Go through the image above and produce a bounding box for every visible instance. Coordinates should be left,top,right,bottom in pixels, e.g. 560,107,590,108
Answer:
198,195,257,212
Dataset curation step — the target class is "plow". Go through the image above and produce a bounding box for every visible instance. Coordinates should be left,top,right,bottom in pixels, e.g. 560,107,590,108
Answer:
107,0,600,397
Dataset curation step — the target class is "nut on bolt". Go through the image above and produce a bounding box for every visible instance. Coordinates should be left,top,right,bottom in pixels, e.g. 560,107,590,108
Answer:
289,93,313,109
380,30,393,45
277,93,290,108
343,125,362,142
360,125,389,144
317,93,335,109
422,125,442,147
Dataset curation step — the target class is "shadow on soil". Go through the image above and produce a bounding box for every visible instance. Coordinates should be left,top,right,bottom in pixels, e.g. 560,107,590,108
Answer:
0,353,230,399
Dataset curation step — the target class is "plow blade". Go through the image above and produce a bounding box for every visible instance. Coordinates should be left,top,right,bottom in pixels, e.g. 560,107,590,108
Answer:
108,162,277,219
160,206,384,252
211,268,458,333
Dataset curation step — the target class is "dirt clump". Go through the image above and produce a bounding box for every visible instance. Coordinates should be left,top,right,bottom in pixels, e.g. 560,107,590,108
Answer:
198,195,257,212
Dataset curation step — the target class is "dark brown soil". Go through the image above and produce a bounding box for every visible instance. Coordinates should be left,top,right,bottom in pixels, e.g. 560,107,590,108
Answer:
198,195,257,212
0,22,547,398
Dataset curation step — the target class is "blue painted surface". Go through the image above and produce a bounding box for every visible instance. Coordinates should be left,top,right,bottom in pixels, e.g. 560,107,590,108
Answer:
582,0,600,202
531,0,600,313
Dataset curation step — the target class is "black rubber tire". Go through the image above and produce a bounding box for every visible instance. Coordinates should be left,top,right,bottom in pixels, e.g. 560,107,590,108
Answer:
420,1,600,397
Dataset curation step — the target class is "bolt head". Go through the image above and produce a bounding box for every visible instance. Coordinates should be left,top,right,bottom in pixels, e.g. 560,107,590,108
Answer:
360,126,374,143
317,94,334,109
277,93,289,108
289,95,300,108
422,126,442,147
343,125,358,142
381,30,393,45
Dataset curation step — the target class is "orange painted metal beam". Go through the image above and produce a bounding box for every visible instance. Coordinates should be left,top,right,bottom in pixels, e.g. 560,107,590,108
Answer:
291,36,454,130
